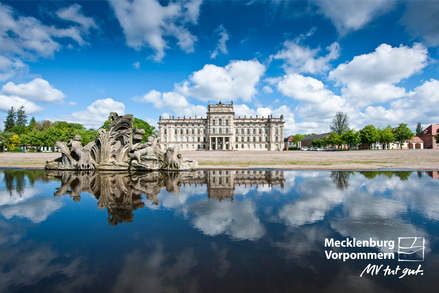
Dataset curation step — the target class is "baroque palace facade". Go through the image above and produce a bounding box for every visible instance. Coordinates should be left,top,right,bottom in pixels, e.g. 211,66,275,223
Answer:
158,102,285,151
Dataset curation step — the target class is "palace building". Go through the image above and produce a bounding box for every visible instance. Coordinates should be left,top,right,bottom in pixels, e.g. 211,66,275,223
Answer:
158,102,285,151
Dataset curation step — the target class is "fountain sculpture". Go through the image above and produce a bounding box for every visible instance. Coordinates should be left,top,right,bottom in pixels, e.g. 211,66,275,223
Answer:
45,113,198,171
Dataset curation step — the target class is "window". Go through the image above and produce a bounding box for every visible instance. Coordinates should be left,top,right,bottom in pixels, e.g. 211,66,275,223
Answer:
247,129,250,134
241,144,244,148
198,129,200,134
241,129,244,134
276,128,279,134
164,129,167,135
253,137,256,142
236,129,238,134
175,129,177,135
219,128,222,134
265,129,268,134
236,144,238,149
247,137,250,142
212,128,215,134
186,129,189,135
198,137,200,142
259,137,262,142
253,129,256,134
226,119,229,126
212,120,216,125
259,129,261,134
236,137,238,142
241,137,244,142
219,118,222,125
181,129,183,135
226,128,228,133
192,129,194,134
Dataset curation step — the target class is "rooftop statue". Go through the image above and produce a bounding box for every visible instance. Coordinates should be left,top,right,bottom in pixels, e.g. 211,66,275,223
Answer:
45,112,198,171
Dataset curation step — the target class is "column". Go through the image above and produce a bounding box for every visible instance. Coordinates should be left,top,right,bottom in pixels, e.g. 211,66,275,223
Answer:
209,136,212,150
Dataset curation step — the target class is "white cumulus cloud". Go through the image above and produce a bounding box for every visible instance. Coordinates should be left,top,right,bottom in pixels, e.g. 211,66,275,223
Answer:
0,94,43,114
108,0,202,62
178,60,266,102
312,0,396,35
67,98,126,129
273,40,340,74
0,2,93,59
137,89,207,118
2,78,66,103
329,43,428,106
0,56,28,81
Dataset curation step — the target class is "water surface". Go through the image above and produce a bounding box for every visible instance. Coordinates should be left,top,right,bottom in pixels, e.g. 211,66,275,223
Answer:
1,169,439,292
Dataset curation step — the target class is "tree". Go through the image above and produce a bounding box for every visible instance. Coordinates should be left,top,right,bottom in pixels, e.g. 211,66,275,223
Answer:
16,106,27,126
330,112,349,135
378,125,395,150
293,134,304,147
393,123,414,149
341,129,360,149
9,134,20,150
416,122,423,135
327,132,344,148
311,139,323,148
359,125,378,150
4,107,16,131
28,117,37,130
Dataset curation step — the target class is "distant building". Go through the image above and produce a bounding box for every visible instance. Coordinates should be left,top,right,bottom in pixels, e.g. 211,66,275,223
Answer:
158,102,285,151
300,133,331,148
417,124,439,149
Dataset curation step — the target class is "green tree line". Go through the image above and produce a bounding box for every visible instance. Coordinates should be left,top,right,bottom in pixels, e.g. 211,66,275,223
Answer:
1,107,156,152
288,112,416,150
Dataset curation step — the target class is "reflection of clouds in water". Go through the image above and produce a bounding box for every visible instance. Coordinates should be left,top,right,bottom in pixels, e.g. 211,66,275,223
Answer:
0,241,90,292
0,220,23,245
355,173,439,220
279,175,345,226
274,226,331,264
273,171,296,194
0,197,63,223
186,200,265,241
210,242,230,278
112,244,199,293
0,188,41,206
160,185,206,209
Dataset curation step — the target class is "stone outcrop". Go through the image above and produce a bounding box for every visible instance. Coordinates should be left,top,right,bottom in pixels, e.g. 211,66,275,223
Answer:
45,113,198,171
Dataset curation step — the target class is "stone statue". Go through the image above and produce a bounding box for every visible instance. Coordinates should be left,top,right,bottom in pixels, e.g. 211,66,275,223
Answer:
46,112,197,171
46,135,97,170
163,145,198,170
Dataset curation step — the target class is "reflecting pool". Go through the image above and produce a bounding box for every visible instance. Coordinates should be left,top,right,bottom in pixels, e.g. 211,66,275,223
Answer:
1,169,439,292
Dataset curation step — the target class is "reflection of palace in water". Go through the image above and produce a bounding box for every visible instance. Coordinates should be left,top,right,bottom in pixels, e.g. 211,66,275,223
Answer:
48,170,284,225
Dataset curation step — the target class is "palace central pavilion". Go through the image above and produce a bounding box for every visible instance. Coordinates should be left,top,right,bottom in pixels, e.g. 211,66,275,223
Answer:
158,102,285,151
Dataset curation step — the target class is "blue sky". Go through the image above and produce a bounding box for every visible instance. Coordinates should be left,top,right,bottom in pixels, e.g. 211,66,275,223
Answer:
1,0,439,135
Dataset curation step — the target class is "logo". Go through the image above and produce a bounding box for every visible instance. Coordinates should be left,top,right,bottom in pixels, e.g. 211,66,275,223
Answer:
398,237,425,262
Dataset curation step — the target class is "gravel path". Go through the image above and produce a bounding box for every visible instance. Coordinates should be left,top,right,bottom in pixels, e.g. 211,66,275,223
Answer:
1,149,438,170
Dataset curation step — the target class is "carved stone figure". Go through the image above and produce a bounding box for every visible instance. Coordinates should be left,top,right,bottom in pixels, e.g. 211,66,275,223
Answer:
46,135,97,170
45,112,197,171
163,145,198,170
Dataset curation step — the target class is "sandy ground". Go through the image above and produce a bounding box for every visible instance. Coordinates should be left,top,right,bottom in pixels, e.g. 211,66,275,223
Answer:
1,149,438,170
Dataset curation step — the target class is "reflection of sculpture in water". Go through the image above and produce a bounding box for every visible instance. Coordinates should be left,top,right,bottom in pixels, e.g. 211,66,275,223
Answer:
46,112,197,171
48,170,285,225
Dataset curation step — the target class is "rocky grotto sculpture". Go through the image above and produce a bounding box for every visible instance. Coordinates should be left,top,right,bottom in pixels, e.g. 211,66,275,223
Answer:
46,113,198,171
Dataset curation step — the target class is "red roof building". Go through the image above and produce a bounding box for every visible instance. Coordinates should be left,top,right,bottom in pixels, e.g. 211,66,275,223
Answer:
417,124,439,149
